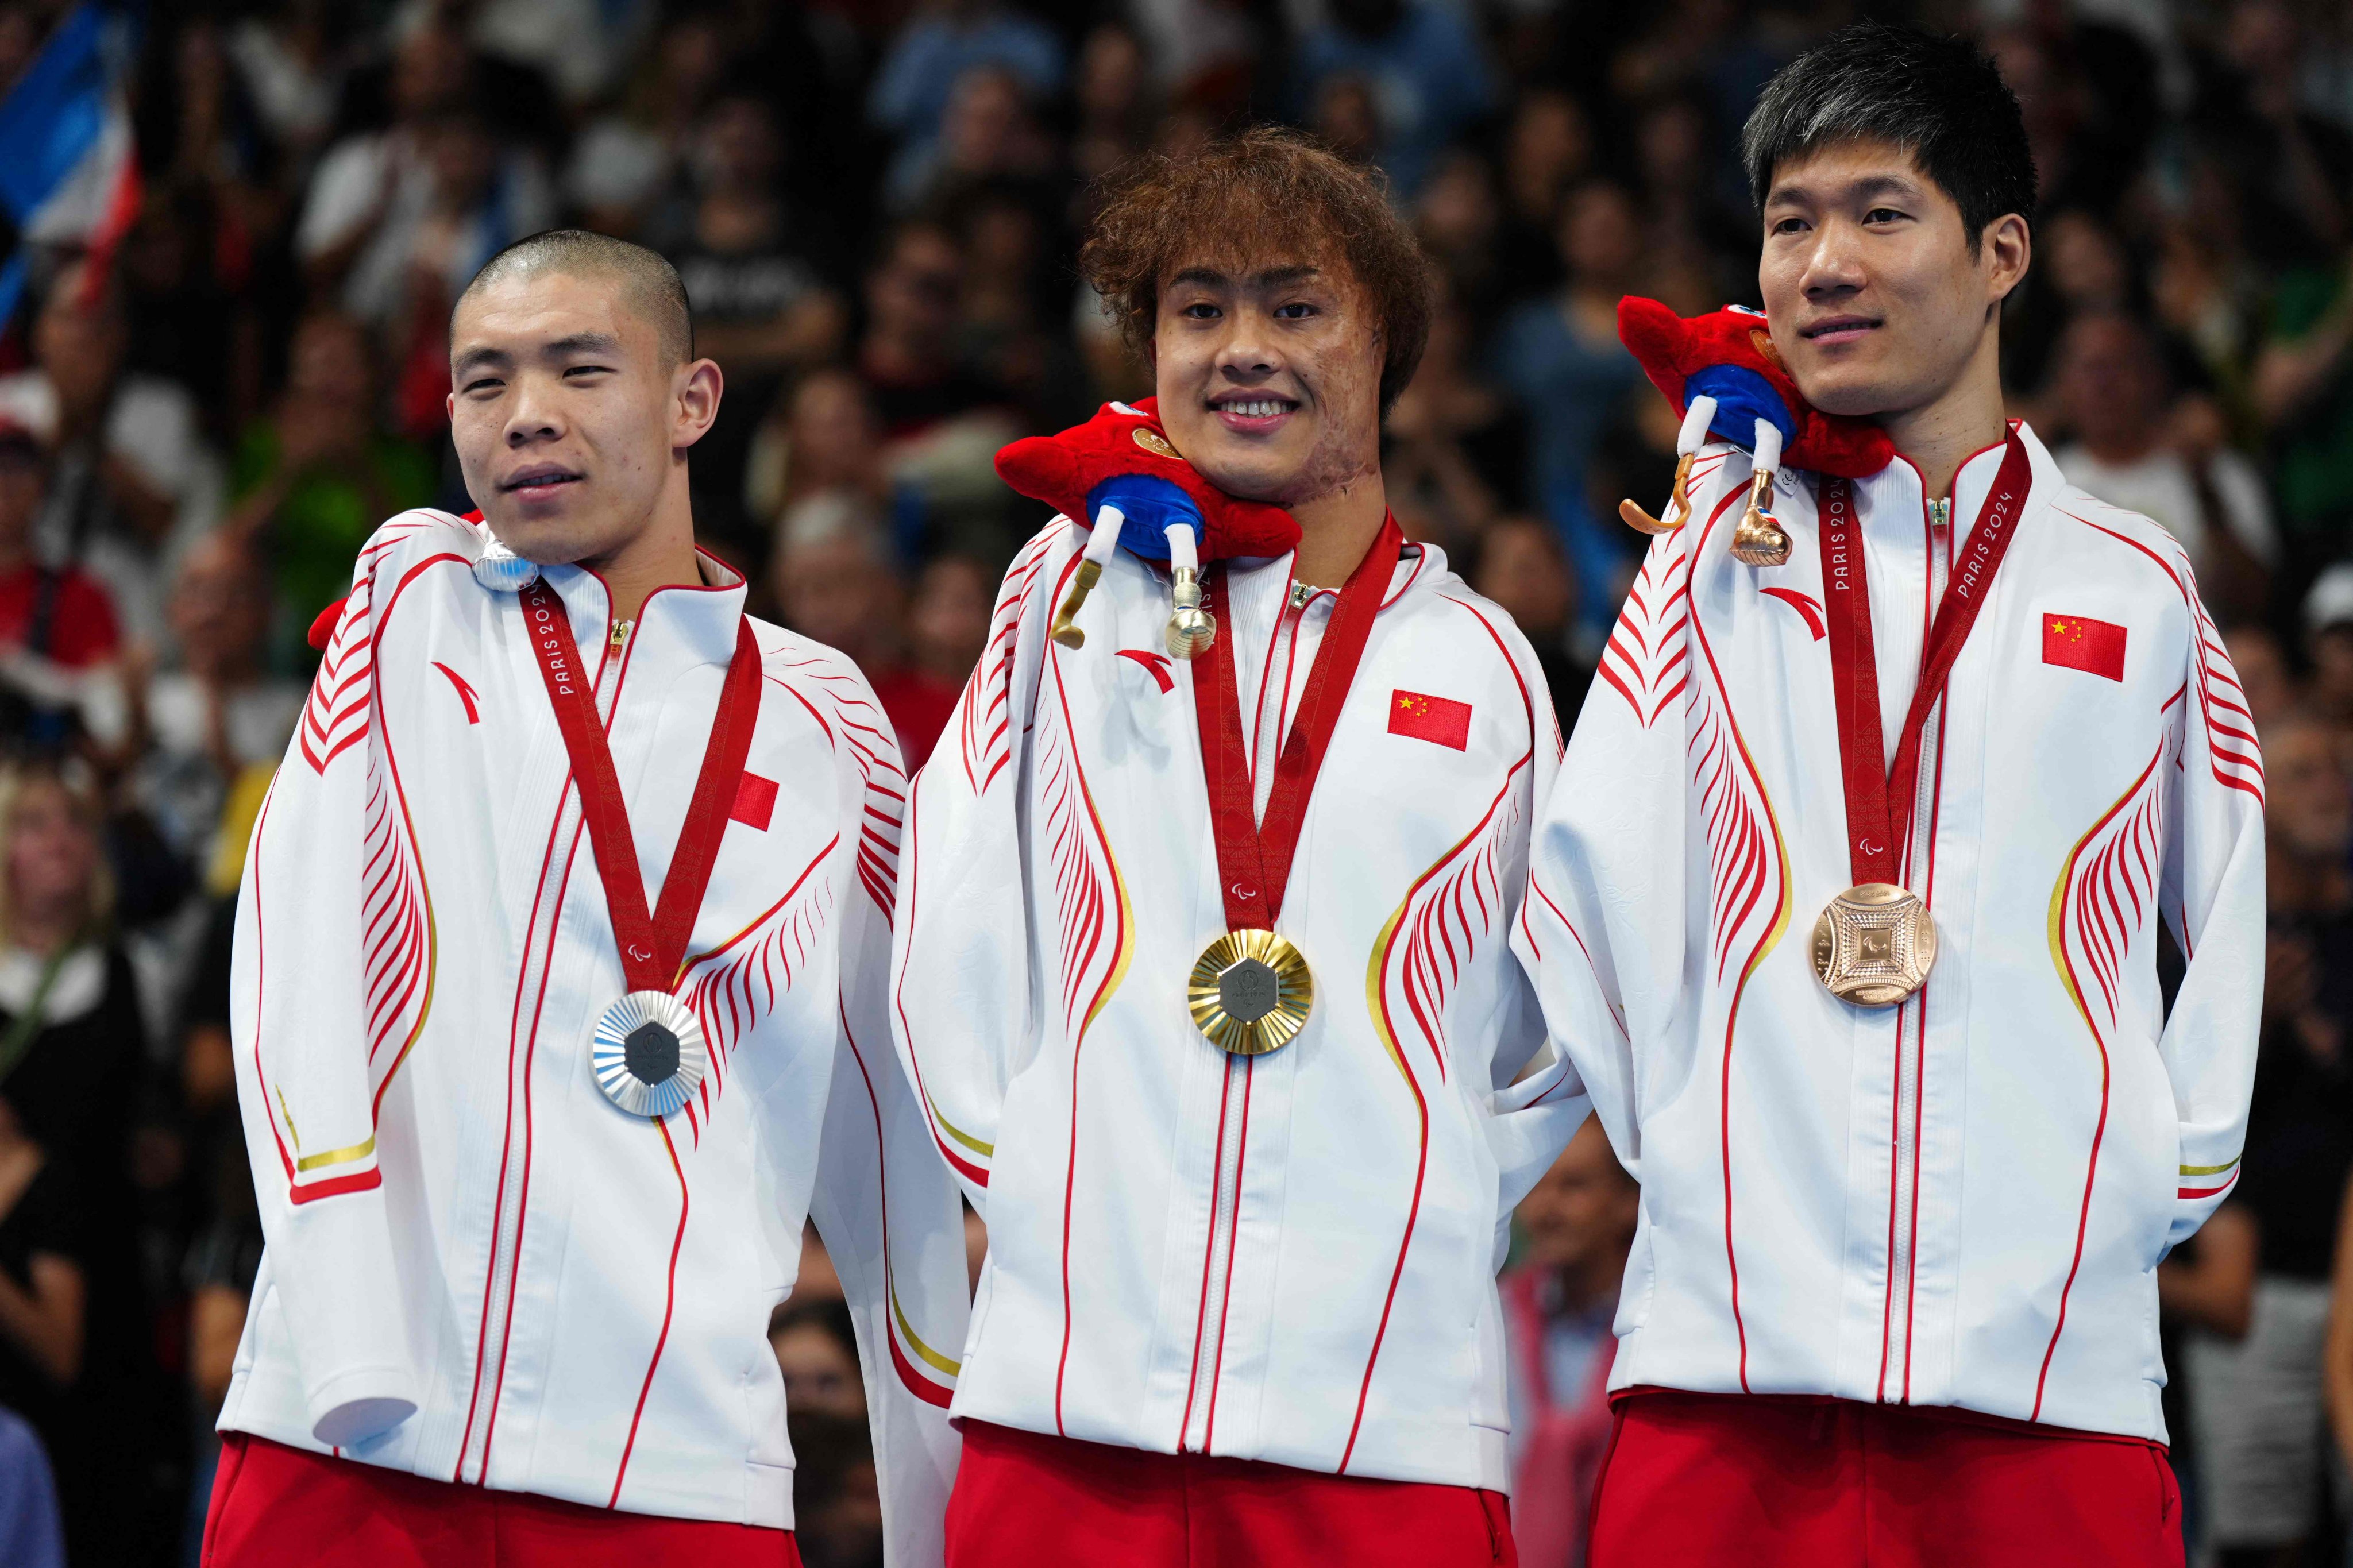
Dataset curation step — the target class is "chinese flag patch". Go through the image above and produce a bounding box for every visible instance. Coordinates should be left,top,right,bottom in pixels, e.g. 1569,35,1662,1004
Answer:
732,771,778,831
2043,614,2127,682
1388,690,1472,750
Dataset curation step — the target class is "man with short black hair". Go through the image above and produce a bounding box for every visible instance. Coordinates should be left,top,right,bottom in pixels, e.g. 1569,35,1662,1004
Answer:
1518,26,2262,1566
205,231,966,1566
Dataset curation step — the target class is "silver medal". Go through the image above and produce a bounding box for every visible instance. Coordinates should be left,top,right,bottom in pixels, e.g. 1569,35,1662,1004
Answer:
591,990,708,1118
474,538,540,592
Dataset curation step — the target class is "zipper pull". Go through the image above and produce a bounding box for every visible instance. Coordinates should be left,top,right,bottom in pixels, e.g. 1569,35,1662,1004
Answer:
1931,497,1951,530
609,619,634,651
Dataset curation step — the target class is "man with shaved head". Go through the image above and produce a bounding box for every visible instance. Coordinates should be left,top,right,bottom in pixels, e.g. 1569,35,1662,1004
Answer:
202,231,967,1566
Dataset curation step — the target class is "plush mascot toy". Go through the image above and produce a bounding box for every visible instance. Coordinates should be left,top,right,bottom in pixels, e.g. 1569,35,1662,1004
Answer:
1614,296,1896,567
994,399,1299,658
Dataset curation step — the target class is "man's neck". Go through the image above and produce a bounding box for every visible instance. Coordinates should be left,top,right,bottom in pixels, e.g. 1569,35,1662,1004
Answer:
1876,334,2010,501
1288,467,1390,589
584,493,704,624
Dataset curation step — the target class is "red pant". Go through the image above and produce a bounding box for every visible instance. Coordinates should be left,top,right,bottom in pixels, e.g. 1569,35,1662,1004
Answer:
1588,1391,2184,1568
945,1420,1515,1568
202,1432,803,1567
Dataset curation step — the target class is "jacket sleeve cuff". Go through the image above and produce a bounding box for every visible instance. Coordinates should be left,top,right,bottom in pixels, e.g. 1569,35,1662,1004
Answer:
305,1366,418,1446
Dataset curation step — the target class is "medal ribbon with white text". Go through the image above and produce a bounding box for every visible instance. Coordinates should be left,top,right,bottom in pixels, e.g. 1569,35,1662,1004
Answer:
519,579,762,992
1815,433,2034,887
1193,516,1405,932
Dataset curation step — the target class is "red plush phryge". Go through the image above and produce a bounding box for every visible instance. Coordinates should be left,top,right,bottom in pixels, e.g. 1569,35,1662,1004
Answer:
996,398,1300,655
1617,296,1893,480
994,398,1300,561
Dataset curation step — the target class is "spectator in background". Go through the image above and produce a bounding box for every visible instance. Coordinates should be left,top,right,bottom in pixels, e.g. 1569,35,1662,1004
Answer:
0,1094,83,1527
1068,23,1155,188
221,0,347,177
2225,623,2300,733
2190,712,2353,1567
2252,249,2353,584
769,1298,867,1422
1415,153,1506,338
82,538,300,882
2003,207,2138,408
2305,563,2353,741
746,368,892,539
0,416,119,700
906,554,994,702
220,310,434,659
869,0,1064,211
857,220,1025,560
1292,0,1493,196
295,26,554,430
859,221,998,440
789,1407,885,1568
0,258,222,650
1497,180,1648,643
2050,311,2277,621
564,10,725,237
1502,1120,1638,1568
1466,516,1590,724
0,762,155,1561
652,87,849,553
654,89,846,385
1495,90,1592,307
772,495,958,768
0,1405,64,1568
1384,287,1525,547
897,64,1061,218
1631,91,1753,307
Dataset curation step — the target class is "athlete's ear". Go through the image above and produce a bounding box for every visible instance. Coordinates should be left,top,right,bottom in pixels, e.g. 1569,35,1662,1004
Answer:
1981,213,2031,307
672,358,724,452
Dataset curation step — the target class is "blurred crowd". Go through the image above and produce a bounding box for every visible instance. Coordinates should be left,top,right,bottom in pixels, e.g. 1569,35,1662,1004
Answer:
0,0,2343,1563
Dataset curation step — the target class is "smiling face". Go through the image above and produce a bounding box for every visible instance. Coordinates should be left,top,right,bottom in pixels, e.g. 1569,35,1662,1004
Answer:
448,268,718,566
1757,138,2029,421
1152,257,1385,508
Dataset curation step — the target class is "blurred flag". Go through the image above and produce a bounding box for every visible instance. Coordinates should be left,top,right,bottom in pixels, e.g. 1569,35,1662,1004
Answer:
0,3,140,324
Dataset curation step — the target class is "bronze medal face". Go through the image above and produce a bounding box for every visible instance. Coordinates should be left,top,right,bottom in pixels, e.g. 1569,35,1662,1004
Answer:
1189,930,1314,1054
1810,883,1938,1009
1132,427,1181,461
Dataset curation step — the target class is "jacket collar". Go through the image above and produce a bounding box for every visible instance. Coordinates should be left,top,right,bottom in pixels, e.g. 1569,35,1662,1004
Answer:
535,549,749,675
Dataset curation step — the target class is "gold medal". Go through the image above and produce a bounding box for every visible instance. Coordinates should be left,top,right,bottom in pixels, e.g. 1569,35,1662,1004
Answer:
1188,929,1314,1055
1810,883,1938,1008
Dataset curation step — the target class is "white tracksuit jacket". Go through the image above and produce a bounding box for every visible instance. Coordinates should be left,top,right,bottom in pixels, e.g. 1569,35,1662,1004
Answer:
222,510,966,1555
891,518,1585,1491
1515,424,2264,1441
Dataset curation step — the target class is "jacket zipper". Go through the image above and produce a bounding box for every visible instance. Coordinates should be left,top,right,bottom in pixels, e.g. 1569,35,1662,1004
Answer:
1884,494,1948,1395
1181,587,1303,1451
1183,1055,1249,1451
463,609,633,1482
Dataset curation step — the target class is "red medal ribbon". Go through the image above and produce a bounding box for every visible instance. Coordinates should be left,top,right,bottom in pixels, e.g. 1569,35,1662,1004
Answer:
520,579,763,993
1192,516,1405,932
1816,434,2033,888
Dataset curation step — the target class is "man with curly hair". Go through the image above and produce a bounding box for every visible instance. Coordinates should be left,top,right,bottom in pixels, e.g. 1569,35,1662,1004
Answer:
891,128,1583,1565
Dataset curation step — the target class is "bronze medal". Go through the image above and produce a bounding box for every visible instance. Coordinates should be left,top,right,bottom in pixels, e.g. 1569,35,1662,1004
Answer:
1811,437,2032,1011
1809,883,1938,1009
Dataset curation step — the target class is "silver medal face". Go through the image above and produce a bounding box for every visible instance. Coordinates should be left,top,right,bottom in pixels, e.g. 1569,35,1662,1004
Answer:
592,990,708,1118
